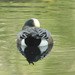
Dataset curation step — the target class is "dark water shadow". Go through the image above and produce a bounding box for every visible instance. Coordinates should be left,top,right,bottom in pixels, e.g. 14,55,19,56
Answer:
18,43,53,65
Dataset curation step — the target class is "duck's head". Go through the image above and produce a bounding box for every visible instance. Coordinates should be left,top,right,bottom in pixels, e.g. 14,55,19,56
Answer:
24,18,40,28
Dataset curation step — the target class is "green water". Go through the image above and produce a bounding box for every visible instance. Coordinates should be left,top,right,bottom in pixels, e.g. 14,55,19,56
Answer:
0,1,75,75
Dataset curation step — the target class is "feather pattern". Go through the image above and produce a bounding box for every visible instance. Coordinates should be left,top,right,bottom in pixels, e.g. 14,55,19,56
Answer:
17,18,53,64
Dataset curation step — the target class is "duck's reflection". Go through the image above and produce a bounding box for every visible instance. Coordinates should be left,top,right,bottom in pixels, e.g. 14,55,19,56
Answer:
24,47,41,65
18,43,53,65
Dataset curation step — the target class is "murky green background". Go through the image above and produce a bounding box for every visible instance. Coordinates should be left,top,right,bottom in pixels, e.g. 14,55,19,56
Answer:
0,0,75,75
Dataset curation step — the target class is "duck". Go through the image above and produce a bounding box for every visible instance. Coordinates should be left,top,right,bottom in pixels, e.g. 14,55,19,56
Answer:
17,18,53,64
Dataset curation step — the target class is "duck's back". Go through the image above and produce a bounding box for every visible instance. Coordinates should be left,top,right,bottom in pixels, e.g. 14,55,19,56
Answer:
17,27,53,45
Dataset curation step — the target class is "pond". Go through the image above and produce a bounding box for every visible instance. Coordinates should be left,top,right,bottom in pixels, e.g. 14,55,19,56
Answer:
0,0,75,75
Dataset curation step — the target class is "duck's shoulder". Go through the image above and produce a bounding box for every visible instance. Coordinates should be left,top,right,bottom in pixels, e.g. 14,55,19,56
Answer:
17,27,52,40
37,28,50,33
36,28,51,36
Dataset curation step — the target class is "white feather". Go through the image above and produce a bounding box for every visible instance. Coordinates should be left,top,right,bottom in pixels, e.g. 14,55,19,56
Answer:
32,18,40,28
21,39,27,52
39,39,48,46
38,39,48,53
39,45,48,54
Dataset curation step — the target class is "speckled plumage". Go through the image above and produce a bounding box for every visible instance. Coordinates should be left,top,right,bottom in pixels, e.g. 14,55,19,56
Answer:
17,18,53,64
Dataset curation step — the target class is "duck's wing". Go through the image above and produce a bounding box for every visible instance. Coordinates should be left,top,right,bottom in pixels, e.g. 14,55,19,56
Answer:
17,27,53,42
17,27,35,40
17,27,53,51
35,28,53,44
17,27,37,53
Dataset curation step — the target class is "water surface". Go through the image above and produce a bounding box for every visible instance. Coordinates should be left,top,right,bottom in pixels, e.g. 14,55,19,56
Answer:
0,1,75,75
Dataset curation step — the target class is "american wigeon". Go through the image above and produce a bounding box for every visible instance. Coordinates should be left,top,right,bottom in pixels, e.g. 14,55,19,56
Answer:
17,18,53,64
